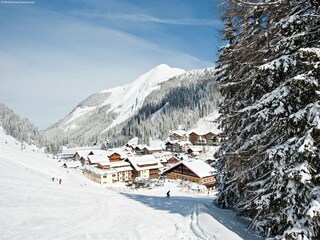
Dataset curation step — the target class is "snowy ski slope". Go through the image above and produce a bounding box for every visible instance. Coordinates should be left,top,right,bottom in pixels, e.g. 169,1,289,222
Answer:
0,127,262,240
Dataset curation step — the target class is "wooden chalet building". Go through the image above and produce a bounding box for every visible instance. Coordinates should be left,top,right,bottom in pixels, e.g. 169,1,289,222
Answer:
163,160,216,188
188,131,215,145
142,146,163,155
126,155,163,180
108,152,122,162
165,141,182,153
187,145,204,155
73,150,94,164
76,149,111,166
85,153,108,166
126,144,162,155
59,147,100,161
84,158,133,185
166,156,180,165
165,141,191,153
169,130,188,141
133,145,146,155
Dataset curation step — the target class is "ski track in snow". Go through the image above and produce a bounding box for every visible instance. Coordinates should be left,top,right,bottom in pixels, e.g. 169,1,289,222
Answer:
190,205,215,240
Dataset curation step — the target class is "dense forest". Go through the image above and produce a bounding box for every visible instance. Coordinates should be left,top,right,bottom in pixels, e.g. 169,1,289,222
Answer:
216,0,320,239
0,103,44,147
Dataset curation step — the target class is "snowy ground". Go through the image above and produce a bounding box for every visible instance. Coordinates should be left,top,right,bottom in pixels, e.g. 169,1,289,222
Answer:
0,128,262,240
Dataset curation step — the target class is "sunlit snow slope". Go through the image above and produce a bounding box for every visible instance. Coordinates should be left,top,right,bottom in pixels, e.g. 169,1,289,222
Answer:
0,127,262,240
48,64,185,133
99,64,186,131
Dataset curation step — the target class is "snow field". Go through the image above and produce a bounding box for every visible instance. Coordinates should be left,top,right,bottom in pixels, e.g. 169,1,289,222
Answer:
0,128,262,240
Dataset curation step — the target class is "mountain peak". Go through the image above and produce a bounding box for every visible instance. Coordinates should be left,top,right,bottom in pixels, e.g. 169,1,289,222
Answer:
134,64,185,87
153,63,171,69
145,64,187,77
43,66,219,148
49,64,186,133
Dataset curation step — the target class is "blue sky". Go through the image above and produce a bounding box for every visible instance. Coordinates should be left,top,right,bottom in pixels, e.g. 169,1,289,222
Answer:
0,0,223,129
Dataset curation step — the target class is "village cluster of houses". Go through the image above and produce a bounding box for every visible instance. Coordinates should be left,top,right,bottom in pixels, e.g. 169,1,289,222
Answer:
59,129,222,189
165,130,225,153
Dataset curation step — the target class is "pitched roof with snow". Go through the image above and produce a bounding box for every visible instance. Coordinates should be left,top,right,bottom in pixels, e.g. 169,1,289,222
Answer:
126,155,162,171
110,161,131,168
143,146,162,151
62,147,100,155
164,160,216,178
91,150,110,157
105,148,129,158
170,130,187,136
64,161,82,168
127,137,139,146
188,130,214,136
74,150,93,159
152,151,173,158
88,154,108,164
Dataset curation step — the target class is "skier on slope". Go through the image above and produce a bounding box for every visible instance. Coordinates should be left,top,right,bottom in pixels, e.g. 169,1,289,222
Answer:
166,190,170,198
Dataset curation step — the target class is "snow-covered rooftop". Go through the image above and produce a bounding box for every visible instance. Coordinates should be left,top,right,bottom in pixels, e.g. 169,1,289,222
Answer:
61,146,100,155
110,161,131,168
63,161,82,168
183,160,216,178
94,159,131,169
187,112,221,136
127,137,139,146
88,154,108,164
143,146,162,151
152,151,173,158
126,155,162,171
170,130,187,136
165,160,216,178
75,150,94,159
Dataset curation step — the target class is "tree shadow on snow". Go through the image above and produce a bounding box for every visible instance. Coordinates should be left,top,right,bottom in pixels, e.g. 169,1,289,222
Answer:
121,193,201,217
120,193,262,240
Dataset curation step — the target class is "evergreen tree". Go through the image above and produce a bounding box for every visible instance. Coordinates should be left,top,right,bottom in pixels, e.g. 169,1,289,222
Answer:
217,0,320,239
0,103,44,147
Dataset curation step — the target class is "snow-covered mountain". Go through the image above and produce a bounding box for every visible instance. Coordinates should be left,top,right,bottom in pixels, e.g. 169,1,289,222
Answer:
59,64,185,133
44,64,221,147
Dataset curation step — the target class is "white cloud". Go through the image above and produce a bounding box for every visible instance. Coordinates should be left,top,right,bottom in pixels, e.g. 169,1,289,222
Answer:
81,12,222,26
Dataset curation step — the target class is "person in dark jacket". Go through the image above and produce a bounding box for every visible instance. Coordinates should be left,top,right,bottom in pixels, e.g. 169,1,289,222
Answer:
166,190,170,198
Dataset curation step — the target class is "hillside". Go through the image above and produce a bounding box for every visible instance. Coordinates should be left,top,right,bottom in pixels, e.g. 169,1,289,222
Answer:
44,65,221,147
0,103,44,147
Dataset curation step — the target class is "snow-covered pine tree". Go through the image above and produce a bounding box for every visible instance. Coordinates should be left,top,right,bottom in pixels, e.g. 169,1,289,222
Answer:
0,103,44,147
216,0,320,239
